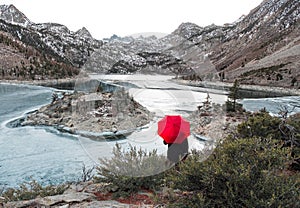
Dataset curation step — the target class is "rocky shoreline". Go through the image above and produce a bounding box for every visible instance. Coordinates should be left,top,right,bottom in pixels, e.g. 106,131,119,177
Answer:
1,181,156,208
188,95,247,143
0,78,77,90
174,79,300,98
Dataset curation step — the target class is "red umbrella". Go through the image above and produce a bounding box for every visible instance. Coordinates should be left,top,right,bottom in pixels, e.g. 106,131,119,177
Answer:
157,115,190,144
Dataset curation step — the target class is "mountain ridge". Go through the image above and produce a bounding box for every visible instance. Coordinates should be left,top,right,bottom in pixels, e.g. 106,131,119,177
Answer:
169,0,300,87
0,1,299,88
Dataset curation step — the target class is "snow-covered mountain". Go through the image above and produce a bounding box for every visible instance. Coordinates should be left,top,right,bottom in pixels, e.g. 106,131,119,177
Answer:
83,32,209,76
0,4,32,27
83,35,182,74
0,4,102,69
30,22,101,67
85,0,299,86
0,1,299,87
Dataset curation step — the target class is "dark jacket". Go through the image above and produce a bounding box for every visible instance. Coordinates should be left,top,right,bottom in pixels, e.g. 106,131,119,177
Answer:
164,139,189,163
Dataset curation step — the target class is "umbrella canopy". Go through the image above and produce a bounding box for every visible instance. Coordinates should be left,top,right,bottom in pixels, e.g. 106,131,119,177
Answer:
157,115,190,144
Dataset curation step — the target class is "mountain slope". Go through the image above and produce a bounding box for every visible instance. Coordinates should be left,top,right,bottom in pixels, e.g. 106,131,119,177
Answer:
210,0,300,70
220,0,300,87
173,0,300,87
0,4,102,80
0,27,79,80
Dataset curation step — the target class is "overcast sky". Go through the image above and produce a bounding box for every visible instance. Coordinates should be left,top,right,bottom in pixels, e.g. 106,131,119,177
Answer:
0,0,263,39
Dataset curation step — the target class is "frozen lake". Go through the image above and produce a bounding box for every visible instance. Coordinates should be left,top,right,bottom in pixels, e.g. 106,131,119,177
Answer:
1,75,299,188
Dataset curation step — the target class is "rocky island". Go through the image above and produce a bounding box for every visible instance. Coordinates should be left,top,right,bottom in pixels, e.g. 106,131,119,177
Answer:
20,88,153,140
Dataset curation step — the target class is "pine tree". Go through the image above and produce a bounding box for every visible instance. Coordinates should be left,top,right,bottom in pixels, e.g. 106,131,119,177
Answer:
226,79,240,112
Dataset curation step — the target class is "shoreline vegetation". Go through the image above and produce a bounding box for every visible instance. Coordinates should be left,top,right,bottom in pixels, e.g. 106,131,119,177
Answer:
2,111,299,207
1,76,300,96
174,79,300,97
1,77,300,207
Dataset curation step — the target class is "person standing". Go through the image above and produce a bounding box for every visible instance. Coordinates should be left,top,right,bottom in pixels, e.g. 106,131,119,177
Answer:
164,138,189,163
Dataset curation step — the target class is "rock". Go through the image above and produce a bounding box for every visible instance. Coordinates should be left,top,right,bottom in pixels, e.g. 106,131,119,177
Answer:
39,106,48,112
53,113,60,118
38,192,94,206
59,204,70,208
70,200,131,208
83,183,107,194
61,104,70,111
65,182,93,193
4,199,41,208
39,119,46,125
111,127,118,133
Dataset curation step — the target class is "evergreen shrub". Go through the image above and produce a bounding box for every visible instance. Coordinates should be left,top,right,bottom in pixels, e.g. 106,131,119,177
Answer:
166,112,300,207
94,143,167,198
